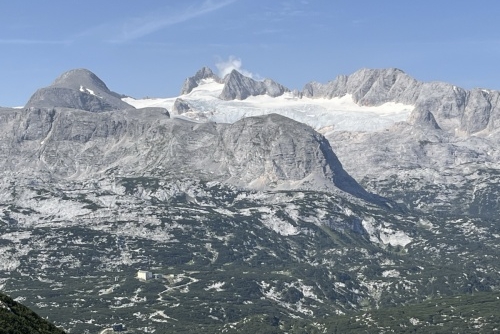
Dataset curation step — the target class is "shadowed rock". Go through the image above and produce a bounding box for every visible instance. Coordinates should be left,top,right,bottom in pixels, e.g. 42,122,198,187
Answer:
172,98,192,114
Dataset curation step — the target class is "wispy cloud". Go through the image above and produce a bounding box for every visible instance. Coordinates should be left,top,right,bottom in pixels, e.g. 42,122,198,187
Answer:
215,55,261,80
0,39,71,45
86,0,236,43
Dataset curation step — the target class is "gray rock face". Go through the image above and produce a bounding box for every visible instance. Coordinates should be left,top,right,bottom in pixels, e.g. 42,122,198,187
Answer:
219,70,289,100
25,69,132,112
180,66,221,95
327,118,500,217
217,114,374,200
460,89,497,134
302,68,500,135
52,68,112,92
172,98,192,114
408,108,441,130
302,68,419,105
0,107,375,201
411,82,467,132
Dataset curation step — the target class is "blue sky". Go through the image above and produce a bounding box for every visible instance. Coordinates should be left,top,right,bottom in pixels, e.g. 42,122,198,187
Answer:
1,0,499,107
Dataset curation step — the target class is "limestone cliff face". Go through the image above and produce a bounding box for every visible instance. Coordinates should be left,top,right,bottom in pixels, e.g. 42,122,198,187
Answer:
0,106,375,201
11,68,369,196
302,68,500,135
217,114,369,196
25,69,132,112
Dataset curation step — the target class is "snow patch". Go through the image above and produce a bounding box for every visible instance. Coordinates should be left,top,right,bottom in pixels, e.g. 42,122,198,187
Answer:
80,85,98,97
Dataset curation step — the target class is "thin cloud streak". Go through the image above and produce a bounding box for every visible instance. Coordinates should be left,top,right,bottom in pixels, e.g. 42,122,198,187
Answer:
0,39,72,45
109,0,236,43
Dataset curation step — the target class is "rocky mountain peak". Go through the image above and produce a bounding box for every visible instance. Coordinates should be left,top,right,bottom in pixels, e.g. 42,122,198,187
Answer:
51,68,111,93
24,68,132,112
219,69,289,100
195,66,218,80
302,67,418,106
180,66,222,95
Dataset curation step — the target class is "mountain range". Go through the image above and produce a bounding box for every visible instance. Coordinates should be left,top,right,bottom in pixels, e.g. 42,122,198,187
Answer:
1,66,500,332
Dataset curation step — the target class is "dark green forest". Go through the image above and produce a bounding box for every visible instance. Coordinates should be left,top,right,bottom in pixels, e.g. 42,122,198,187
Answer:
0,292,65,334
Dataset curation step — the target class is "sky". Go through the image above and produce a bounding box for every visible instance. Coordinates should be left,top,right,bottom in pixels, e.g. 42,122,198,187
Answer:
1,0,500,107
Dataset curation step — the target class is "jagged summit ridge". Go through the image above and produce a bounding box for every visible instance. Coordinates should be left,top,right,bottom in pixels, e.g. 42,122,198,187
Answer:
180,66,222,95
25,68,132,112
302,67,500,134
302,68,418,105
219,69,289,100
180,66,290,100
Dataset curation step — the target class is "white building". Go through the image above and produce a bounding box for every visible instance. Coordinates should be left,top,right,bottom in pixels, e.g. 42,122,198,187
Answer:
137,270,153,281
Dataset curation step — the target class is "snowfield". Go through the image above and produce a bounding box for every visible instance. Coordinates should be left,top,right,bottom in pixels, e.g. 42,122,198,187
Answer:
123,79,414,132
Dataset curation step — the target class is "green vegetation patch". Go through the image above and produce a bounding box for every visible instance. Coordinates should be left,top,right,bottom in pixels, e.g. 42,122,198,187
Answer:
0,292,66,334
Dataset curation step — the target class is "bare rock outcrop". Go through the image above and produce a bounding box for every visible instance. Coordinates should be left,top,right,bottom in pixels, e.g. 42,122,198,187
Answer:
172,98,192,114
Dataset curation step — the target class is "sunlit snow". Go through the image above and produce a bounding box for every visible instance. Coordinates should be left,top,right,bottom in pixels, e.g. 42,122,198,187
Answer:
123,79,414,132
